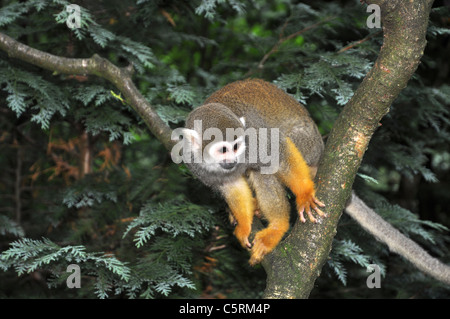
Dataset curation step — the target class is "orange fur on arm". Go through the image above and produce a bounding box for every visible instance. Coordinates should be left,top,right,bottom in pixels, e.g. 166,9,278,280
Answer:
220,176,255,248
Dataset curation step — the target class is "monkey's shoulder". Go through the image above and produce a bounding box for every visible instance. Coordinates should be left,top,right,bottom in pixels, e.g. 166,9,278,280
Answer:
204,79,310,124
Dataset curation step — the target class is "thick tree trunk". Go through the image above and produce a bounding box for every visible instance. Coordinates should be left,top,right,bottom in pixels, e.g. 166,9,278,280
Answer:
262,0,434,298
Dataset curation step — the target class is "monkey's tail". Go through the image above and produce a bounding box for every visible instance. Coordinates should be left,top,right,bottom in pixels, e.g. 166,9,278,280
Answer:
345,192,450,286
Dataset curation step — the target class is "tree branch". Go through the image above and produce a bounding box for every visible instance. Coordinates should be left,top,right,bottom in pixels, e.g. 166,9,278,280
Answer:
0,32,174,150
263,0,435,298
337,30,382,54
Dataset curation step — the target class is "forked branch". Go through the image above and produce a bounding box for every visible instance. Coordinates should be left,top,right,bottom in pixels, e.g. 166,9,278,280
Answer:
262,0,435,298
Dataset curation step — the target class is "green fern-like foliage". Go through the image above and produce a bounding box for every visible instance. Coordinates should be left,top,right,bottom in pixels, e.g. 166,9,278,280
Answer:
0,193,215,298
0,60,70,129
328,239,373,286
195,0,246,21
2,237,130,279
0,216,25,238
118,199,216,298
124,199,215,248
0,238,131,299
276,51,372,105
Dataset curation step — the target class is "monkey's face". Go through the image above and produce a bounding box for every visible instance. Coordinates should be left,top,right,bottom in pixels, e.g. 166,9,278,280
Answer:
203,135,246,172
179,103,248,176
178,126,246,174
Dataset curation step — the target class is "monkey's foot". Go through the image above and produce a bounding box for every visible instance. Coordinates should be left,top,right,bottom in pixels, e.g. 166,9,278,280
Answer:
249,233,275,266
292,179,326,223
249,225,288,266
298,196,326,223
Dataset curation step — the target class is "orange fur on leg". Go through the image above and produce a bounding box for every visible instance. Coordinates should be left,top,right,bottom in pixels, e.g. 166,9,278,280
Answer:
247,171,291,265
280,138,326,223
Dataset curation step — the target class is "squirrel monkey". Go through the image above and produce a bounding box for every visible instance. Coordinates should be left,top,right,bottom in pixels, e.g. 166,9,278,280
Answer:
178,79,325,265
176,79,450,284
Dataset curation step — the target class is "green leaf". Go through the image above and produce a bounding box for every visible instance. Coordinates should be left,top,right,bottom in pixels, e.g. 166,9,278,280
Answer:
124,199,215,248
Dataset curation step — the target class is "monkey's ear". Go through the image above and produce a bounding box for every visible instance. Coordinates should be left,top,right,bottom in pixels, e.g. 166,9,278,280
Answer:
239,117,246,127
181,128,202,151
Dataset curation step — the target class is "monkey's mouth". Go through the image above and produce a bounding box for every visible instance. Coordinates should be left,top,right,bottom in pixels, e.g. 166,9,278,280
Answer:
219,161,237,170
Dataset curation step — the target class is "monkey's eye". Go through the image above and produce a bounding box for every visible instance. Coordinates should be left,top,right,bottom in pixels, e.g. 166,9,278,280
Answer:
233,143,239,152
220,146,228,154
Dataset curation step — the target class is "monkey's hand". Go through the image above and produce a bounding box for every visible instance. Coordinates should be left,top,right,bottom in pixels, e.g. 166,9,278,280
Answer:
220,177,255,250
295,179,326,223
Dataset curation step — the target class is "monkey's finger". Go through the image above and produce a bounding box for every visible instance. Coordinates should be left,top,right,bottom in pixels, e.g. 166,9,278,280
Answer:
305,204,318,223
298,206,307,223
310,202,327,218
313,197,326,207
236,234,252,249
228,212,238,226
314,207,327,218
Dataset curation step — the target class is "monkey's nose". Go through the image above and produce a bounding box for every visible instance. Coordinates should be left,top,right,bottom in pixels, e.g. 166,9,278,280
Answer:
220,162,236,170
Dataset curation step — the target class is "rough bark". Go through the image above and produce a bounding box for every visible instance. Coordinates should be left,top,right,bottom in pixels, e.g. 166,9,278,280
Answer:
262,0,434,298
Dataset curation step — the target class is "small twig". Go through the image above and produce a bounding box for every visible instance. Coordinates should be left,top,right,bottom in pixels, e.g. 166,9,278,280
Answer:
207,244,227,252
247,16,337,76
337,30,382,54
